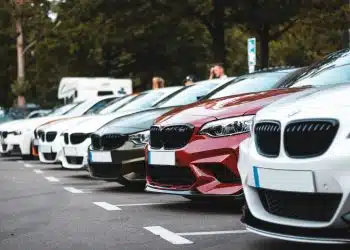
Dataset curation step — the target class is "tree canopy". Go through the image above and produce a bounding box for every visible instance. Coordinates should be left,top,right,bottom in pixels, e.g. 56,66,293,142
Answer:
0,0,348,107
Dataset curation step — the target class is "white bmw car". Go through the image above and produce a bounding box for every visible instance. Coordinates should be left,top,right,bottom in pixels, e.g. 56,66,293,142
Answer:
239,83,350,244
0,96,116,159
37,87,182,167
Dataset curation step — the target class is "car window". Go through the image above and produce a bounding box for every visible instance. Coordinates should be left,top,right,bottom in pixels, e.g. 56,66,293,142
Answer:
116,91,169,112
84,97,116,115
48,103,81,116
290,64,350,88
208,73,288,99
157,82,220,107
98,95,141,114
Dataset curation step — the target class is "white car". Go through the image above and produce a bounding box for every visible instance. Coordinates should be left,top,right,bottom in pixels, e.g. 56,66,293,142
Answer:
239,85,350,243
239,49,350,244
37,87,182,166
0,96,116,159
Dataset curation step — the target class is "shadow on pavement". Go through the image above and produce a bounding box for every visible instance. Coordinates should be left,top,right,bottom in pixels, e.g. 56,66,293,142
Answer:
94,185,148,194
153,199,243,215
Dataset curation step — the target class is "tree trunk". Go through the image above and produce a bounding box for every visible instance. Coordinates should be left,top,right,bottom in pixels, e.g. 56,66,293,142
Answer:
259,24,270,69
16,17,26,107
211,0,226,66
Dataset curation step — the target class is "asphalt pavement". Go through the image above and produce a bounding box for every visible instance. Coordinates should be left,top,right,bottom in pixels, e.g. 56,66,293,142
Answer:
0,157,349,250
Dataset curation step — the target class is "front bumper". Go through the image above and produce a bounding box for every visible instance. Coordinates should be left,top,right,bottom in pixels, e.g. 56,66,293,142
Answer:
38,136,64,163
88,141,145,182
61,139,91,169
242,205,350,244
5,132,32,155
145,133,248,196
238,137,350,242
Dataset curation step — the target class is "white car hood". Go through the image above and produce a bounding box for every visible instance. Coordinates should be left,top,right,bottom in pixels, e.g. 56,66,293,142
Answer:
257,84,350,120
39,116,93,133
0,115,75,132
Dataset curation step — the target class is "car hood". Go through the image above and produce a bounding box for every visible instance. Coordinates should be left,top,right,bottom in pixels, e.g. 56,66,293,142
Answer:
95,107,175,135
156,88,306,126
0,115,72,132
258,83,350,118
68,108,153,134
39,116,94,133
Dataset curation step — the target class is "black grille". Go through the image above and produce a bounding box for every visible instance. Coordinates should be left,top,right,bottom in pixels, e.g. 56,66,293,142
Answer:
43,153,57,161
150,125,194,149
284,119,339,158
1,131,8,139
89,163,120,179
258,189,341,222
101,134,128,150
46,132,57,142
148,165,195,186
70,133,90,145
39,131,45,142
66,156,84,165
91,134,101,149
255,122,281,157
64,133,69,144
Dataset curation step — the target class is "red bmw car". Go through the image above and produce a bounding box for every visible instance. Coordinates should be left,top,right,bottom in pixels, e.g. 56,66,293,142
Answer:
145,61,343,199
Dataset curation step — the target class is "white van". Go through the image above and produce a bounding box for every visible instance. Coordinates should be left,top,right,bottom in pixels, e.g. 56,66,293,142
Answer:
58,77,133,103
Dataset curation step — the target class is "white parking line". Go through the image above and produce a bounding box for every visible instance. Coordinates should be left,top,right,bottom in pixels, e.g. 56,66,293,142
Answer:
64,187,84,194
17,160,24,163
93,202,122,211
45,176,60,182
33,169,44,174
178,229,249,236
24,163,33,168
144,226,193,245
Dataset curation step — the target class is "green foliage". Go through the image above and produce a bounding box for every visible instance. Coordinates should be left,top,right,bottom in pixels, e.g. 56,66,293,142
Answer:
0,0,348,107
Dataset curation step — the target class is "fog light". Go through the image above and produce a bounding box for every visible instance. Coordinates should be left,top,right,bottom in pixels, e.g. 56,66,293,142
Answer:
342,212,350,224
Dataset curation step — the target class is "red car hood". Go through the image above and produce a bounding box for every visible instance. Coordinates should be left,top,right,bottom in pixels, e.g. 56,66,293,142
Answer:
156,88,306,126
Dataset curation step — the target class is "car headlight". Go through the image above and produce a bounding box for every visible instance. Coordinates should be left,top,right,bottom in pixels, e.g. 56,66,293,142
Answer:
129,130,150,145
199,115,255,137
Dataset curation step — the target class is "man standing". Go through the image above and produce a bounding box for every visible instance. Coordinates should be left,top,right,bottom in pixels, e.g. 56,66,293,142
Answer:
152,77,165,89
209,64,227,79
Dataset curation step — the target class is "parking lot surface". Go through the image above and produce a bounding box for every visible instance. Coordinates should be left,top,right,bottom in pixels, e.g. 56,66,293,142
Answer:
0,157,348,250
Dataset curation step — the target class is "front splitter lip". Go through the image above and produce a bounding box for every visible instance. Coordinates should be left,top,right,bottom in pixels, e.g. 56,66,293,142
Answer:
145,184,245,198
245,225,350,244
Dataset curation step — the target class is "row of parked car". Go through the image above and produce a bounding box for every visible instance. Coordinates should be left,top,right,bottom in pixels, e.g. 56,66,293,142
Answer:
0,49,350,244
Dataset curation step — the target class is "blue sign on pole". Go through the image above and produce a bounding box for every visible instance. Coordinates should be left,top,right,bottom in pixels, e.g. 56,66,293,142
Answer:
247,38,256,73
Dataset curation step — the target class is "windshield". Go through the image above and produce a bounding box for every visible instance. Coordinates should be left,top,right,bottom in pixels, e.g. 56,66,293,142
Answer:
47,103,80,116
157,82,220,107
98,95,140,115
290,64,350,88
116,90,174,112
84,97,116,115
208,72,290,99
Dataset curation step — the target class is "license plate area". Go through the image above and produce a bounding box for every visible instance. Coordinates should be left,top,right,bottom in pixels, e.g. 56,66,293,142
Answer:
64,147,77,156
89,151,112,163
39,145,52,153
252,166,315,193
148,150,175,166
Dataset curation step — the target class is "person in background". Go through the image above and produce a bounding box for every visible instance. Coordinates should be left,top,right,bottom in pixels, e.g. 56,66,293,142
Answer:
152,77,165,89
209,64,227,79
182,75,197,86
